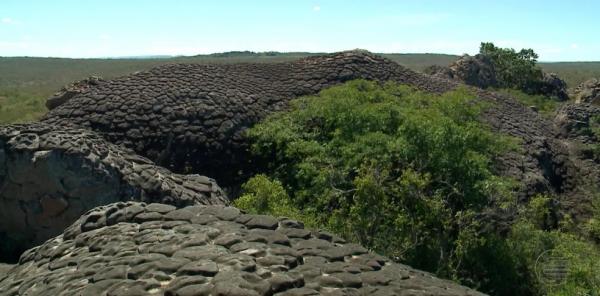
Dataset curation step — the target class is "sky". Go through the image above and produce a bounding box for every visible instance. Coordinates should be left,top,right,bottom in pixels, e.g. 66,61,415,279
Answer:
1,0,599,61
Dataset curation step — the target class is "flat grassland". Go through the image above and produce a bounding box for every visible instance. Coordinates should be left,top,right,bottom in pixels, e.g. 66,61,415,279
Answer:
1,52,598,124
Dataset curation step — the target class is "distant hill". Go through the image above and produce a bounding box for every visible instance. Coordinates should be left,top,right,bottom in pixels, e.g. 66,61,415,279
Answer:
1,51,599,124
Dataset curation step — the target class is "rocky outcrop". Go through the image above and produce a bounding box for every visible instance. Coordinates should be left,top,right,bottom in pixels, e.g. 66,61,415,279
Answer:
45,76,104,110
0,123,227,262
40,51,588,209
537,72,569,101
423,64,454,80
43,51,414,185
573,78,600,105
0,263,12,276
450,54,497,88
426,56,569,100
0,201,486,295
426,54,497,89
555,103,600,143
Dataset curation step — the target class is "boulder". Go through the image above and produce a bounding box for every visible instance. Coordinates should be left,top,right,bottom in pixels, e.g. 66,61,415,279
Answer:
45,76,104,110
423,64,454,80
533,72,569,101
0,201,486,295
425,54,497,88
0,123,227,261
555,102,600,143
448,54,498,88
573,78,600,105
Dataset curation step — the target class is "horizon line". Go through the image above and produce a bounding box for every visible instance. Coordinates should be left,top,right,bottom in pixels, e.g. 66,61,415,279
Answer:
0,51,598,63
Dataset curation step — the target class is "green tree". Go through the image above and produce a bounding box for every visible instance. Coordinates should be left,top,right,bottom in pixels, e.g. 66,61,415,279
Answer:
479,42,544,93
241,80,521,292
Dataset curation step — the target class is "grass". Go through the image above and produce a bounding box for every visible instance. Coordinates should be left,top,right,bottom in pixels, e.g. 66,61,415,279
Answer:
0,89,47,124
540,62,600,88
0,52,598,124
495,88,561,116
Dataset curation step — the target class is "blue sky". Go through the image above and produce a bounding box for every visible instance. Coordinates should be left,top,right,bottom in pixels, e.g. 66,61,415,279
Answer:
1,0,599,61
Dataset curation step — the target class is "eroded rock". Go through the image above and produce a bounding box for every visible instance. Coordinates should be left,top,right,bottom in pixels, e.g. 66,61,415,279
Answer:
537,72,569,101
0,123,227,262
573,78,600,105
45,76,104,110
0,202,486,295
426,54,497,89
555,103,600,143
38,51,598,232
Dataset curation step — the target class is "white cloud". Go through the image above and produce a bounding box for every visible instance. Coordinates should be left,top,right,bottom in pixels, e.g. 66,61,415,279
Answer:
99,34,111,40
313,5,320,12
570,43,579,49
1,17,13,24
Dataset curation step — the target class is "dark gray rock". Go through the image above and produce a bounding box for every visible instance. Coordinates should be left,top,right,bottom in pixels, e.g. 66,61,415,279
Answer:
45,76,104,110
448,54,498,88
39,51,593,216
537,72,569,101
0,202,486,295
573,78,600,105
425,54,497,89
555,103,600,143
0,123,228,261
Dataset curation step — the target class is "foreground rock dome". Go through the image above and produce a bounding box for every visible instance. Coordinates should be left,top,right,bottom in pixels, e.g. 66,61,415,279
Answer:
0,202,485,295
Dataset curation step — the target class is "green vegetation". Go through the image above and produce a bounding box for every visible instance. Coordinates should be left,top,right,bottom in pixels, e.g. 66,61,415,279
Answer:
507,195,600,296
0,89,47,124
237,80,600,295
540,62,600,88
480,42,543,92
587,115,600,160
496,88,560,116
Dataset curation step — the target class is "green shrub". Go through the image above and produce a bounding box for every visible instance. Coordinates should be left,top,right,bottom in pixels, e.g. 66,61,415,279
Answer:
237,80,600,295
507,196,600,296
233,174,314,227
480,42,543,92
496,88,560,116
241,80,520,290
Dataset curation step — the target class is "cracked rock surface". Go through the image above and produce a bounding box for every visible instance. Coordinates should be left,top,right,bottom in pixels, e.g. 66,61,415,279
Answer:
41,51,594,216
0,123,227,261
0,202,485,296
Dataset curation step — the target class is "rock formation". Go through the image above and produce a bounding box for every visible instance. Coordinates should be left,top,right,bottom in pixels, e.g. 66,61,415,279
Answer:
45,76,104,110
0,201,485,296
573,78,600,105
2,50,599,294
40,51,589,210
425,54,497,89
555,103,600,143
538,72,569,101
425,55,569,100
0,123,227,262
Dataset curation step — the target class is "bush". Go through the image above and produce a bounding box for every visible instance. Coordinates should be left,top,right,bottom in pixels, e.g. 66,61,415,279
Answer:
240,80,521,290
479,42,543,92
507,195,600,296
496,88,559,116
237,80,600,294
233,174,314,227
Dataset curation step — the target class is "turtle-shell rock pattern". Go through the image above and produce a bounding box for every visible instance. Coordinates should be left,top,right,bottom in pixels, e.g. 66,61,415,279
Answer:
0,202,486,296
41,51,590,215
0,123,227,261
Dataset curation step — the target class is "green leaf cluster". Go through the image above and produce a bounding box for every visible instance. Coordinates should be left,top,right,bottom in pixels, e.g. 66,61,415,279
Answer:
480,42,544,92
237,80,600,295
242,80,518,288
